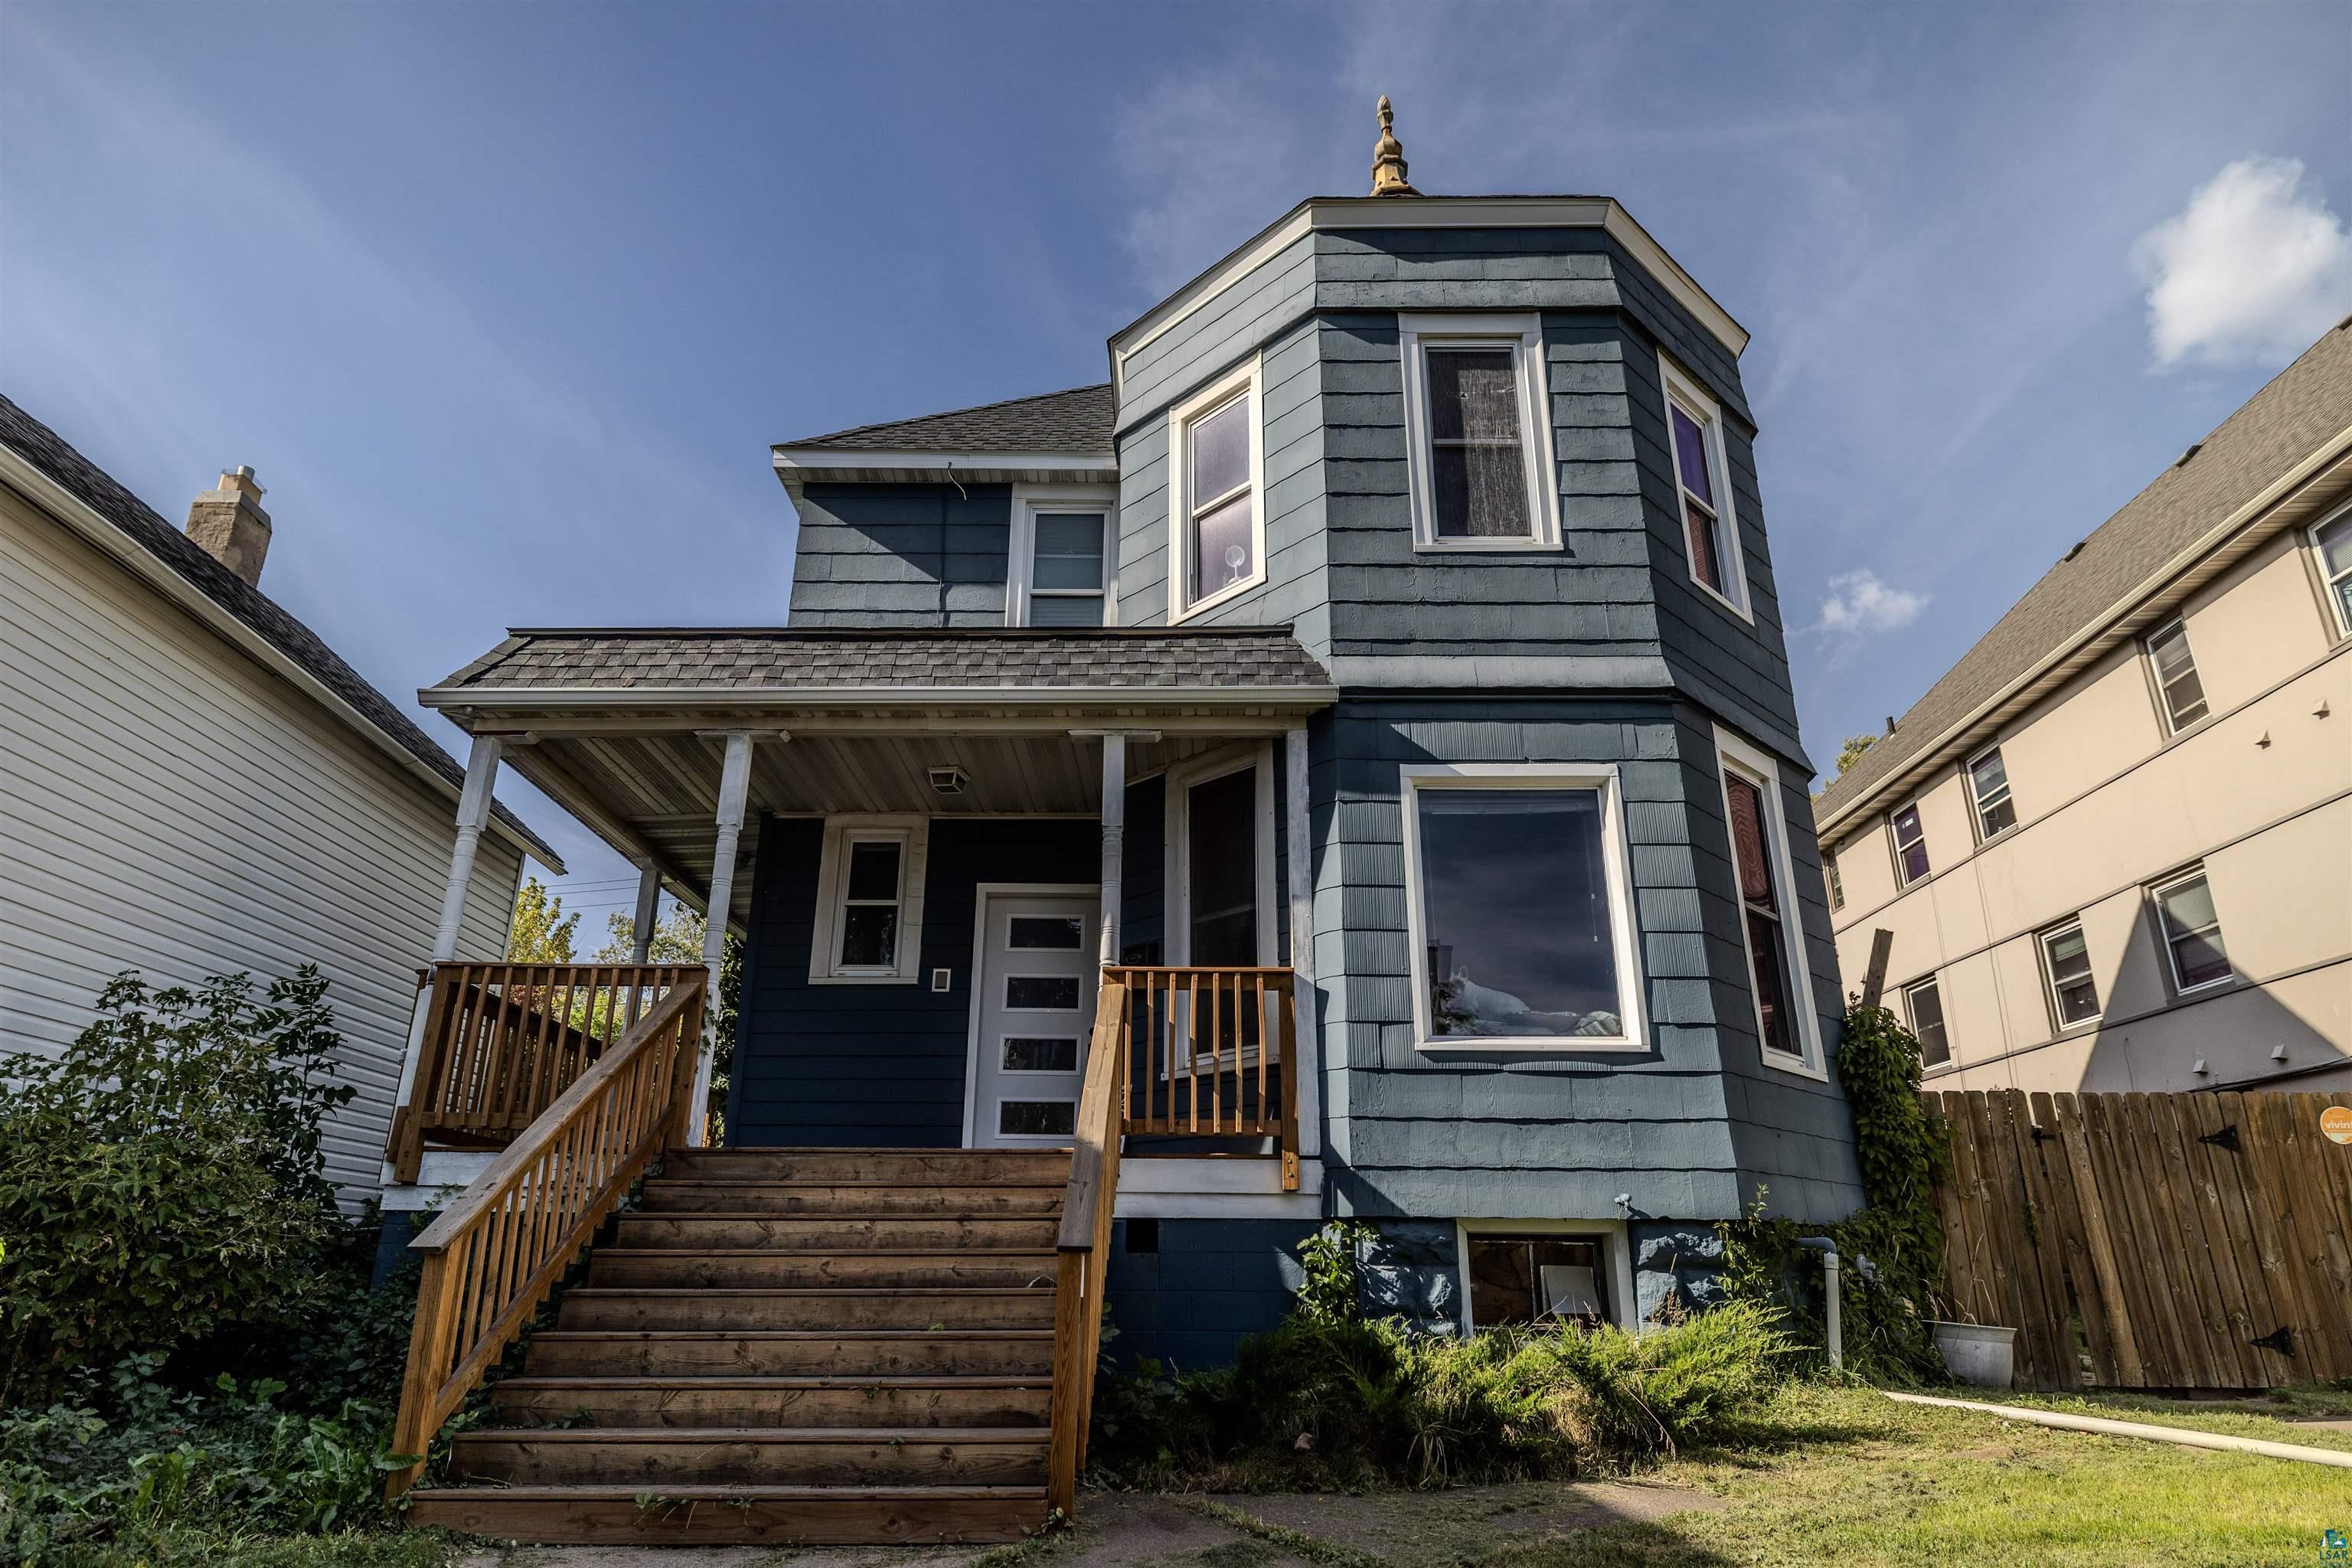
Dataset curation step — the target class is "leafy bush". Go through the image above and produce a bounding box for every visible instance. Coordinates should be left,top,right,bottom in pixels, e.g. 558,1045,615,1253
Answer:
0,971,353,1403
1092,1224,1794,1489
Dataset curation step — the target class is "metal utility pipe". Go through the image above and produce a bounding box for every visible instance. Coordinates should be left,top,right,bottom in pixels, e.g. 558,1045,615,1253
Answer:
1798,1236,1842,1370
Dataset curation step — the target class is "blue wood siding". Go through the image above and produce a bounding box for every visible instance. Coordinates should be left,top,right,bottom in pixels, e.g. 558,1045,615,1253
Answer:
727,815,1096,1146
1308,697,1859,1224
1102,1217,1318,1371
786,482,1011,628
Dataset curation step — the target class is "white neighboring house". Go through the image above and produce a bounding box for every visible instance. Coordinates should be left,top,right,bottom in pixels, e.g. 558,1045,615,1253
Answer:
0,394,558,1203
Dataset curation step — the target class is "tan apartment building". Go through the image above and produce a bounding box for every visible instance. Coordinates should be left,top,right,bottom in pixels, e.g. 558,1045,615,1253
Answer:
1814,322,2352,1095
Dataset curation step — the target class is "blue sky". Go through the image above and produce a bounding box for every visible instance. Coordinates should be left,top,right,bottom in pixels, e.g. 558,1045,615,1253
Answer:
5,2,2348,931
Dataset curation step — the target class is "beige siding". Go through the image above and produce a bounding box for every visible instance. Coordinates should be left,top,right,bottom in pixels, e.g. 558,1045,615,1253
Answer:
1829,521,2352,1093
0,488,524,1201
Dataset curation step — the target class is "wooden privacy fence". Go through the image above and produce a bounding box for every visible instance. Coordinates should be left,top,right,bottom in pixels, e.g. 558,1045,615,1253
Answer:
387,962,701,1182
1929,1089,2352,1390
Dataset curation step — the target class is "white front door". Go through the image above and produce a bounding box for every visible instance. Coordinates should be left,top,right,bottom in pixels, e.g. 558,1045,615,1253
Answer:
967,891,1099,1147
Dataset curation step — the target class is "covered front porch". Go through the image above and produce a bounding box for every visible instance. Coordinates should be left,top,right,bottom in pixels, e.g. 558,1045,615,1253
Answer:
381,627,1337,1214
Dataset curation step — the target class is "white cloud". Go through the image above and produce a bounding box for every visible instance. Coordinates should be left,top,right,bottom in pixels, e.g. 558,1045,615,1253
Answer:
1817,569,1928,638
2133,157,2352,368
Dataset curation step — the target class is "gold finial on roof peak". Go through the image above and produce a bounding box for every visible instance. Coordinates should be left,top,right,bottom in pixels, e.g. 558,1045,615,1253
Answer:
1371,94,1419,198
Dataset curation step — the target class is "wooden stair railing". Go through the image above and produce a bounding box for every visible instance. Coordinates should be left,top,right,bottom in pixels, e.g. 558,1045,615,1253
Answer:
1046,976,1129,1519
1105,965,1300,1191
386,962,701,1184
383,973,707,1500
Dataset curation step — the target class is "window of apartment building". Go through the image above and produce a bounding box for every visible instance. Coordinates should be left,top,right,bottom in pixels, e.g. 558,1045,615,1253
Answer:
1965,746,2016,841
2039,919,2101,1028
1903,976,1952,1068
1465,1233,1611,1329
1008,488,1115,627
808,818,929,984
2151,867,2232,994
1717,729,1823,1074
1166,359,1263,619
2144,619,2210,733
1661,354,1749,618
1890,802,1930,887
1401,765,1645,1051
2313,509,2352,639
1824,848,1844,910
1398,315,1560,550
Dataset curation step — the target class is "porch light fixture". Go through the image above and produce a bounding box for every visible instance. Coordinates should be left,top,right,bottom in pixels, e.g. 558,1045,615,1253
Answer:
928,765,969,795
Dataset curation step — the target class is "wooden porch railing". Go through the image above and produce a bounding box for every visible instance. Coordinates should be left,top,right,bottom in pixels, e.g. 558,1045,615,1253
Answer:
1106,965,1300,1191
386,962,701,1183
383,973,707,1499
1047,975,1129,1519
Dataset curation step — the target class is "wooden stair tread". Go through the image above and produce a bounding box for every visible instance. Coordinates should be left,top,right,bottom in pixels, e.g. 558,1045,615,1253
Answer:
644,1178,1067,1191
563,1285,1051,1297
495,1375,1047,1390
409,1484,1046,1500
528,1329,1054,1341
594,1247,1055,1259
456,1425,1049,1443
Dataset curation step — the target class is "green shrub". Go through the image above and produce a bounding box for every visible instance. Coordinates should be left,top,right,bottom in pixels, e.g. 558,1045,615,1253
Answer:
1091,1262,1792,1489
0,971,353,1403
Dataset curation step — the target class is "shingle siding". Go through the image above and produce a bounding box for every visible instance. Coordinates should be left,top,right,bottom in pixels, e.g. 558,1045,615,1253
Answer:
786,483,1011,628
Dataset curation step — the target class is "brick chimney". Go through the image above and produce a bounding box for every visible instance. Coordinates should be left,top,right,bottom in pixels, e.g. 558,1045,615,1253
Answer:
185,466,272,587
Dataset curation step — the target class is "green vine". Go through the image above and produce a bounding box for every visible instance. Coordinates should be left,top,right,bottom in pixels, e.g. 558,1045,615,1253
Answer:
1717,998,1952,1383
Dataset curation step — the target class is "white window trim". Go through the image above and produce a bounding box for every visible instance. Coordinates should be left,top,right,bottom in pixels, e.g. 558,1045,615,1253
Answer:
1965,745,2016,844
1397,312,1562,553
2037,917,2102,1032
1165,357,1266,622
1824,846,1844,911
1658,351,1752,622
1713,725,1828,1080
2143,617,2209,736
1163,741,1281,1073
807,815,930,985
1455,1218,1638,1335
2307,503,2352,640
2150,867,2233,997
1400,761,1650,1054
1007,484,1119,628
1903,975,1952,1071
1888,801,1930,890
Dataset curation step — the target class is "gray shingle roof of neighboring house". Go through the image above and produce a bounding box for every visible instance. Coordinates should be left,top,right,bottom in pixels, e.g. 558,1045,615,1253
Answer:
0,394,560,864
1817,323,2352,825
776,384,1113,454
433,626,1334,695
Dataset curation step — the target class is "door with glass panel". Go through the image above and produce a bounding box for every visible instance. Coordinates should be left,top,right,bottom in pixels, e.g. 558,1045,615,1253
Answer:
968,892,1099,1147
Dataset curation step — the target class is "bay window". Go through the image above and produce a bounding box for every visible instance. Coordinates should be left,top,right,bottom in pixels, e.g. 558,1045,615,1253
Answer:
1166,361,1263,618
1399,314,1560,550
1661,354,1748,616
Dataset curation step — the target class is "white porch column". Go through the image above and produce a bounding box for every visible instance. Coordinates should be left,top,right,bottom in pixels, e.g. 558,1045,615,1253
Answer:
1285,722,1321,1159
689,733,756,1145
384,733,503,1182
629,863,662,964
1097,732,1125,967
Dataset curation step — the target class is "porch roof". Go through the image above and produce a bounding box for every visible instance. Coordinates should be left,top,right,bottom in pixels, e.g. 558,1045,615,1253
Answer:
419,626,1334,934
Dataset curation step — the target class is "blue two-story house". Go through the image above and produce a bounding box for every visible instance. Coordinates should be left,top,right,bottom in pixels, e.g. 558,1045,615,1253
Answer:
386,109,1861,1546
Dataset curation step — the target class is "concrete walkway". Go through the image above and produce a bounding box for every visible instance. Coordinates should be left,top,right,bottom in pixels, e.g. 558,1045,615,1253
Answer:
455,1478,1722,1568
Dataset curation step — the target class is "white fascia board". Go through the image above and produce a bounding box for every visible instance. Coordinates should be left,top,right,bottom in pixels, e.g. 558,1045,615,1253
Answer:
0,445,561,873
1107,195,1750,402
421,682,1341,712
1818,424,2352,836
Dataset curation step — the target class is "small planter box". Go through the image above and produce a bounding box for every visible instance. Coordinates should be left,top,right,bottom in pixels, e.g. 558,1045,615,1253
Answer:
1928,1320,2017,1388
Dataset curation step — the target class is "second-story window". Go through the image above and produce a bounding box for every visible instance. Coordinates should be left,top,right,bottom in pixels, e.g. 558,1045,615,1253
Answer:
1009,488,1115,627
2145,618,2209,733
1824,848,1844,910
1399,314,1559,550
1660,353,1749,617
2040,918,2101,1027
1966,746,2016,841
2312,509,2352,638
1904,976,1952,1068
1167,359,1263,619
1890,802,1930,887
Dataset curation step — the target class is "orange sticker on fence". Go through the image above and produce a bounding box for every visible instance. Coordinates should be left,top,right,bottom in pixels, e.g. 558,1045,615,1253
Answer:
2323,1105,2352,1146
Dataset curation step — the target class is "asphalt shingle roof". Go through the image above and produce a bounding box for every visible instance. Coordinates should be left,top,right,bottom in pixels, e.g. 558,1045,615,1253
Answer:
776,384,1114,455
0,394,559,864
436,626,1333,694
1817,323,2352,823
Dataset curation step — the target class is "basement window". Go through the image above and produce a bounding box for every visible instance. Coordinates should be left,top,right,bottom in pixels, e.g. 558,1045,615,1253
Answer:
1466,1233,1611,1329
808,818,930,985
1399,314,1560,550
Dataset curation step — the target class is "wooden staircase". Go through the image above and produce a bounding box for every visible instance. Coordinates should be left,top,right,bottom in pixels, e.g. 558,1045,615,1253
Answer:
403,1146,1070,1546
